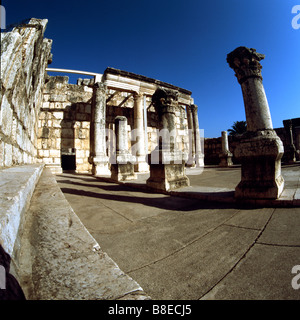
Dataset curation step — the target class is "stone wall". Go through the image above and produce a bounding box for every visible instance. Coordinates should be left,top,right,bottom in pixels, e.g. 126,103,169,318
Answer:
204,135,241,165
0,19,52,168
204,123,300,165
39,78,190,174
38,76,93,173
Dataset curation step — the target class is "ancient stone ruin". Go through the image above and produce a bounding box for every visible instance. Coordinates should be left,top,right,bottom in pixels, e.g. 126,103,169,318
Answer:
227,46,285,199
219,131,233,167
1,17,299,300
146,87,190,191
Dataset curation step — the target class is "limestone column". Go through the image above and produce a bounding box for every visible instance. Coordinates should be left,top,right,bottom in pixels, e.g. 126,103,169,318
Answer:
190,105,204,167
227,46,284,199
111,116,136,181
146,87,190,191
186,105,195,167
91,82,110,176
133,92,149,172
284,120,296,163
219,131,233,167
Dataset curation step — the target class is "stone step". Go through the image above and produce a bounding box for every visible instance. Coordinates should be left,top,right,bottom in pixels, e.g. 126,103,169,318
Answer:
17,167,150,300
0,164,44,256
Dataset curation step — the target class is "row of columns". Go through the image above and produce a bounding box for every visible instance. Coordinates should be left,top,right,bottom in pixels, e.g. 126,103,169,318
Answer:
90,46,286,199
186,104,204,167
90,85,203,186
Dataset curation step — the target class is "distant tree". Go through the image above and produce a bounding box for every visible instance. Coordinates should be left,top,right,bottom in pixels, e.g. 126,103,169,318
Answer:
228,121,247,136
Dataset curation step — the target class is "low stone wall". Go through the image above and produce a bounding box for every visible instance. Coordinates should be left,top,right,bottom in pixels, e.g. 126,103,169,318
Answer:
204,127,300,165
0,19,52,168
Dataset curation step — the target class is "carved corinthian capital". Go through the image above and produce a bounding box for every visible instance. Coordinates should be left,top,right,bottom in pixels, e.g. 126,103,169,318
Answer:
152,87,179,109
226,46,265,84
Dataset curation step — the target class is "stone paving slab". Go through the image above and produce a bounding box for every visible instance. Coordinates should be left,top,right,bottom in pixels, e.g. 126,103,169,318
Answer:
201,244,300,300
55,163,300,300
17,168,150,300
118,164,300,207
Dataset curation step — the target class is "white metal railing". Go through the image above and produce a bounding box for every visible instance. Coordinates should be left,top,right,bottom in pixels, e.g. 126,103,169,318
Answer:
46,68,102,82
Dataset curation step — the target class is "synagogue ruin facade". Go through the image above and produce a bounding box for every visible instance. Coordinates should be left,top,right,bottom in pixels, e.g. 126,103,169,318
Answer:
0,18,203,179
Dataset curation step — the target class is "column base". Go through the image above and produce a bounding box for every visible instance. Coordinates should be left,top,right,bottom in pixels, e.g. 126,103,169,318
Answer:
111,163,137,182
146,163,190,191
195,153,205,167
234,130,284,199
235,175,284,199
219,152,233,167
92,155,110,176
134,155,149,173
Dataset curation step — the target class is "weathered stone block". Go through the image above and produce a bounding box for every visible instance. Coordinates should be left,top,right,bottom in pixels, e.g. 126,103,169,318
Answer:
234,132,284,199
111,162,136,181
0,95,13,136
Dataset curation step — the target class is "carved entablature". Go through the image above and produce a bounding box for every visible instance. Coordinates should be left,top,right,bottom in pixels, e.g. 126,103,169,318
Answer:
226,46,265,84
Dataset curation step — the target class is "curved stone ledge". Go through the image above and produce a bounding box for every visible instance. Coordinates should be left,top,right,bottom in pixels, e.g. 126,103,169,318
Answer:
17,167,150,300
0,164,44,257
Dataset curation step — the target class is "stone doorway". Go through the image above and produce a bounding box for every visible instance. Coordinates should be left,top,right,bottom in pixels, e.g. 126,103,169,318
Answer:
61,148,76,172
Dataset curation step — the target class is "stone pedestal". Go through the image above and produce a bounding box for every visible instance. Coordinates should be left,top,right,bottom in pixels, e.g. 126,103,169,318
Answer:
146,88,190,191
219,131,233,167
227,47,284,199
91,82,110,176
234,131,284,199
111,116,136,181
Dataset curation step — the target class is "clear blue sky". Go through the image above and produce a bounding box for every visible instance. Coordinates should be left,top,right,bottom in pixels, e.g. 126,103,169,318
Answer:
3,0,300,137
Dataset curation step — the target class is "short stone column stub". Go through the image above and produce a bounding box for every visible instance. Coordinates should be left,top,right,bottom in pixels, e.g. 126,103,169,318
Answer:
111,116,136,182
146,87,190,191
91,82,110,176
219,131,233,167
227,46,284,199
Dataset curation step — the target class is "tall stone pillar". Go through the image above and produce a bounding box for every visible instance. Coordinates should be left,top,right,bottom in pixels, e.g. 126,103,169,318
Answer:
190,105,204,167
146,88,190,191
219,131,233,167
111,116,136,181
227,46,284,199
186,105,195,167
91,82,110,176
283,120,296,163
133,92,149,172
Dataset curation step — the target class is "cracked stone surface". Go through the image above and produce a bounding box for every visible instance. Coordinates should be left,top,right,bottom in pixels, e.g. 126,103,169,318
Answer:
17,168,150,300
56,164,300,299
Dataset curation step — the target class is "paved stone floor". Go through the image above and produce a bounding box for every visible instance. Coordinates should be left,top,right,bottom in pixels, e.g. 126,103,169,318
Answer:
56,164,300,300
